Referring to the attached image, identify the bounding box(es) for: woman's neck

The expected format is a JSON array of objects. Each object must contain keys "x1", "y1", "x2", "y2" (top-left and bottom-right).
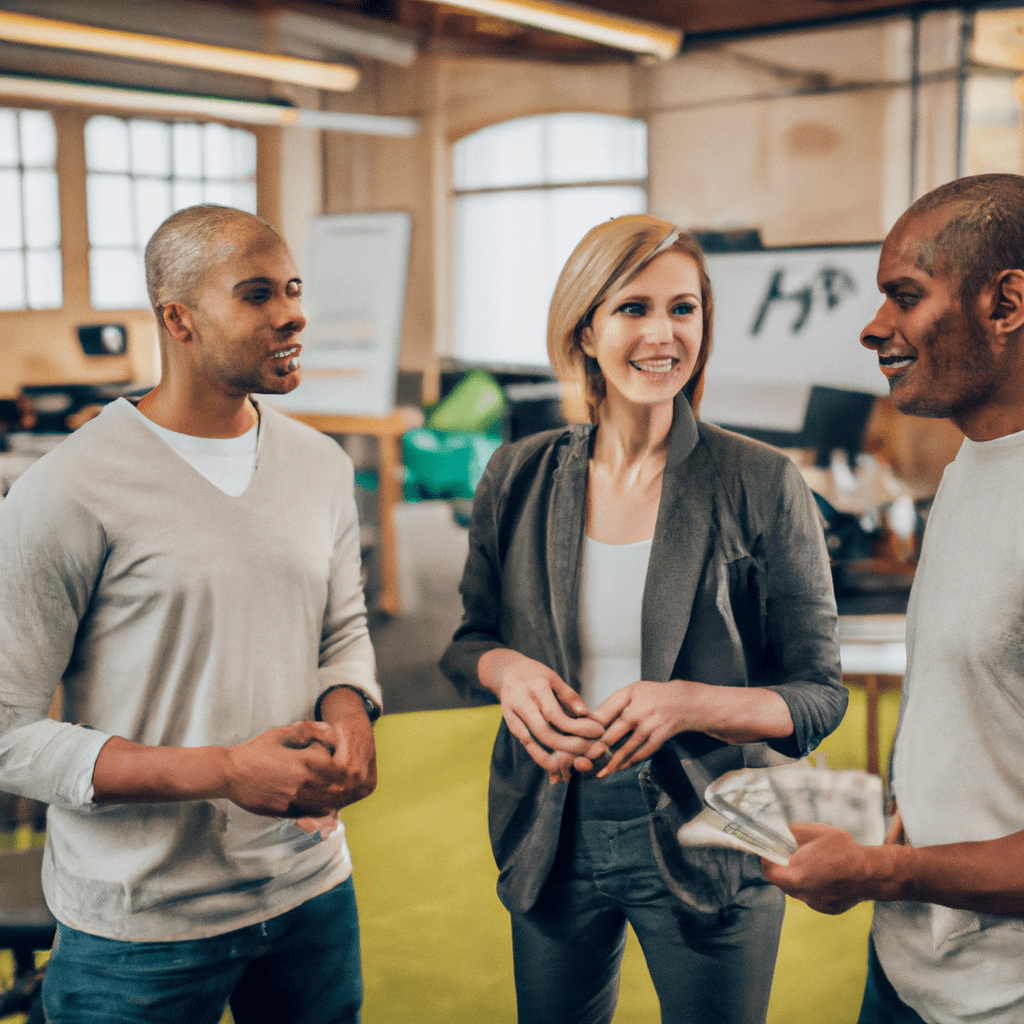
[
  {"x1": 586, "y1": 397, "x2": 674, "y2": 544},
  {"x1": 591, "y1": 398, "x2": 673, "y2": 485}
]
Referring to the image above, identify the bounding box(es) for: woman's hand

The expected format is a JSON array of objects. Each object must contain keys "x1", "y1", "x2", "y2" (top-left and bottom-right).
[
  {"x1": 478, "y1": 648, "x2": 607, "y2": 784},
  {"x1": 591, "y1": 678, "x2": 794, "y2": 777},
  {"x1": 591, "y1": 680, "x2": 694, "y2": 777}
]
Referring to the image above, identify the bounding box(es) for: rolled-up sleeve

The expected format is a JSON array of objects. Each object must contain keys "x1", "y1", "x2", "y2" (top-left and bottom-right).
[
  {"x1": 0, "y1": 477, "x2": 114, "y2": 808},
  {"x1": 758, "y1": 458, "x2": 847, "y2": 757},
  {"x1": 439, "y1": 452, "x2": 506, "y2": 703}
]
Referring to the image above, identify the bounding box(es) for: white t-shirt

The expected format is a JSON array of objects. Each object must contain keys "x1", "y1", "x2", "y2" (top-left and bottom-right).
[
  {"x1": 125, "y1": 399, "x2": 258, "y2": 496},
  {"x1": 578, "y1": 534, "x2": 652, "y2": 711},
  {"x1": 873, "y1": 427, "x2": 1024, "y2": 1023}
]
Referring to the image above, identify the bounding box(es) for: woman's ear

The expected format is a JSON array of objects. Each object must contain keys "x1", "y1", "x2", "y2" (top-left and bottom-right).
[{"x1": 579, "y1": 325, "x2": 596, "y2": 358}]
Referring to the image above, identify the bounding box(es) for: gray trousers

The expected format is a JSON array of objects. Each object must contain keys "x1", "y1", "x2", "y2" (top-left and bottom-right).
[{"x1": 509, "y1": 765, "x2": 785, "y2": 1024}]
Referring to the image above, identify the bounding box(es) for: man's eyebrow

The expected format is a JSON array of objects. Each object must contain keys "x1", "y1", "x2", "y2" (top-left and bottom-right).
[{"x1": 232, "y1": 276, "x2": 302, "y2": 291}]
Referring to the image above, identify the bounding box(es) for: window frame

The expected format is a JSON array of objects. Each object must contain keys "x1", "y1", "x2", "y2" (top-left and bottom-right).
[{"x1": 450, "y1": 111, "x2": 649, "y2": 370}]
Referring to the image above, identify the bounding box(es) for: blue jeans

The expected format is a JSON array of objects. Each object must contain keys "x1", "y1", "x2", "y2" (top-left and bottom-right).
[
  {"x1": 41, "y1": 877, "x2": 362, "y2": 1024},
  {"x1": 857, "y1": 937, "x2": 927, "y2": 1024},
  {"x1": 510, "y1": 767, "x2": 785, "y2": 1024}
]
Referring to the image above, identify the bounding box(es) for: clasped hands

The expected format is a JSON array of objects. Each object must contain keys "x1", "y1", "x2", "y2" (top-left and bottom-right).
[
  {"x1": 480, "y1": 649, "x2": 694, "y2": 785},
  {"x1": 225, "y1": 709, "x2": 377, "y2": 837}
]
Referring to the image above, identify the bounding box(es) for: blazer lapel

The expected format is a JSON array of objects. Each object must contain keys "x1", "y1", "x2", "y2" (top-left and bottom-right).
[
  {"x1": 546, "y1": 426, "x2": 591, "y2": 688},
  {"x1": 641, "y1": 395, "x2": 715, "y2": 682}
]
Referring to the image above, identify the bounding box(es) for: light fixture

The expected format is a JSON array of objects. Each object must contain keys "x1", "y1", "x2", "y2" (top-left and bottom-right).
[
  {"x1": 266, "y1": 10, "x2": 419, "y2": 68},
  {"x1": 0, "y1": 10, "x2": 360, "y2": 92},
  {"x1": 0, "y1": 76, "x2": 419, "y2": 137},
  {"x1": 431, "y1": 0, "x2": 681, "y2": 59}
]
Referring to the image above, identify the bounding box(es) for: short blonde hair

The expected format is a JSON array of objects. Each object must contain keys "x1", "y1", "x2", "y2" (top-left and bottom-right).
[{"x1": 547, "y1": 214, "x2": 714, "y2": 422}]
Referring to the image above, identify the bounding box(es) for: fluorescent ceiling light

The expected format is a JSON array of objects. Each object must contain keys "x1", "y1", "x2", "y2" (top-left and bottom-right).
[
  {"x1": 267, "y1": 10, "x2": 419, "y2": 68},
  {"x1": 0, "y1": 10, "x2": 360, "y2": 92},
  {"x1": 0, "y1": 76, "x2": 419, "y2": 136},
  {"x1": 432, "y1": 0, "x2": 681, "y2": 59}
]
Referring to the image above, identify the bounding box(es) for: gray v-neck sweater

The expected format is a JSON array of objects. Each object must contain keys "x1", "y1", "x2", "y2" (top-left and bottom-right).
[{"x1": 0, "y1": 398, "x2": 380, "y2": 940}]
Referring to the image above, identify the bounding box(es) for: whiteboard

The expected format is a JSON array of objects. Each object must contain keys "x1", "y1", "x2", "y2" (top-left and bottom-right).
[
  {"x1": 701, "y1": 244, "x2": 886, "y2": 431},
  {"x1": 269, "y1": 211, "x2": 411, "y2": 417}
]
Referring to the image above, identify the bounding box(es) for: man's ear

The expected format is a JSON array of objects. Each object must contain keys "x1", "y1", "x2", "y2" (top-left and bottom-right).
[
  {"x1": 987, "y1": 269, "x2": 1024, "y2": 338},
  {"x1": 160, "y1": 301, "x2": 194, "y2": 344}
]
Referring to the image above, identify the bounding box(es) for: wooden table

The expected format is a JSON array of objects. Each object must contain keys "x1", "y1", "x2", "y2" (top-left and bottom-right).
[
  {"x1": 287, "y1": 408, "x2": 424, "y2": 617},
  {"x1": 838, "y1": 613, "x2": 907, "y2": 776}
]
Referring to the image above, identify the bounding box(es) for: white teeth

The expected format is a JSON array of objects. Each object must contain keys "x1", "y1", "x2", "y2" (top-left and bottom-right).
[
  {"x1": 631, "y1": 358, "x2": 675, "y2": 373},
  {"x1": 272, "y1": 346, "x2": 298, "y2": 358},
  {"x1": 882, "y1": 357, "x2": 913, "y2": 369}
]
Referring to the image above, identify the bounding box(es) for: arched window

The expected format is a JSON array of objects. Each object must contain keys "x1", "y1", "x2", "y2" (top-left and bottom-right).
[{"x1": 453, "y1": 112, "x2": 647, "y2": 368}]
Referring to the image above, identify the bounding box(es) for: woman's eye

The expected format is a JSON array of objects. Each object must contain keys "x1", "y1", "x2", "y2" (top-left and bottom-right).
[
  {"x1": 617, "y1": 301, "x2": 646, "y2": 316},
  {"x1": 672, "y1": 302, "x2": 695, "y2": 316}
]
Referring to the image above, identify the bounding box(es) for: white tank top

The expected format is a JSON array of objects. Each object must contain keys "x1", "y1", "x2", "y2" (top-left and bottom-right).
[{"x1": 578, "y1": 534, "x2": 652, "y2": 711}]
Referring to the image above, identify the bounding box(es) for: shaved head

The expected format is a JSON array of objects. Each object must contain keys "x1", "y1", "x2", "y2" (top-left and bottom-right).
[
  {"x1": 900, "y1": 174, "x2": 1024, "y2": 310},
  {"x1": 144, "y1": 204, "x2": 280, "y2": 313}
]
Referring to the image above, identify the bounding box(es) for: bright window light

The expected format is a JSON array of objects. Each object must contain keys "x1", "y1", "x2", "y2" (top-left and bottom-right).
[
  {"x1": 0, "y1": 107, "x2": 62, "y2": 311},
  {"x1": 453, "y1": 113, "x2": 647, "y2": 368},
  {"x1": 85, "y1": 115, "x2": 257, "y2": 310}
]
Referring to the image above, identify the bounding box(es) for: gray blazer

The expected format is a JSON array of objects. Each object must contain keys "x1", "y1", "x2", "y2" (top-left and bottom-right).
[{"x1": 441, "y1": 393, "x2": 846, "y2": 915}]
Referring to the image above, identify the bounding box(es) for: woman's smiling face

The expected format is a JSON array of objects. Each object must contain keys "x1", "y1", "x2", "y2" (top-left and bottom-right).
[{"x1": 581, "y1": 248, "x2": 703, "y2": 414}]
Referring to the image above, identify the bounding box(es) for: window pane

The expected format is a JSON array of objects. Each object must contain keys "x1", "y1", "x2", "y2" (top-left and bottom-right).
[
  {"x1": 172, "y1": 179, "x2": 204, "y2": 210},
  {"x1": 134, "y1": 178, "x2": 172, "y2": 246},
  {"x1": 454, "y1": 117, "x2": 545, "y2": 190},
  {"x1": 0, "y1": 170, "x2": 23, "y2": 248},
  {"x1": 232, "y1": 181, "x2": 257, "y2": 213},
  {"x1": 203, "y1": 180, "x2": 235, "y2": 206},
  {"x1": 26, "y1": 249, "x2": 62, "y2": 309},
  {"x1": 87, "y1": 174, "x2": 134, "y2": 246},
  {"x1": 0, "y1": 109, "x2": 17, "y2": 167},
  {"x1": 130, "y1": 120, "x2": 171, "y2": 177},
  {"x1": 23, "y1": 170, "x2": 60, "y2": 249},
  {"x1": 231, "y1": 129, "x2": 257, "y2": 178},
  {"x1": 90, "y1": 248, "x2": 146, "y2": 310},
  {"x1": 172, "y1": 123, "x2": 203, "y2": 177},
  {"x1": 203, "y1": 122, "x2": 234, "y2": 179},
  {"x1": 85, "y1": 115, "x2": 130, "y2": 173},
  {"x1": 19, "y1": 110, "x2": 57, "y2": 168},
  {"x1": 454, "y1": 113, "x2": 647, "y2": 191},
  {"x1": 545, "y1": 114, "x2": 647, "y2": 184},
  {"x1": 454, "y1": 185, "x2": 645, "y2": 367},
  {"x1": 0, "y1": 251, "x2": 26, "y2": 310}
]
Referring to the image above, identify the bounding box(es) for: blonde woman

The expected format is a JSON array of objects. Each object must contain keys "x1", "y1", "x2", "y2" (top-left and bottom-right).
[{"x1": 441, "y1": 215, "x2": 845, "y2": 1024}]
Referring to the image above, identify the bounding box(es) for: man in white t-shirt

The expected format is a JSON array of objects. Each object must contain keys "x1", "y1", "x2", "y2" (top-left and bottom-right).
[
  {"x1": 762, "y1": 173, "x2": 1024, "y2": 1024},
  {"x1": 0, "y1": 205, "x2": 382, "y2": 1022}
]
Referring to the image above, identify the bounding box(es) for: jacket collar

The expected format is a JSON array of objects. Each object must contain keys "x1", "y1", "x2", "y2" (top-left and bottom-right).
[{"x1": 546, "y1": 392, "x2": 709, "y2": 689}]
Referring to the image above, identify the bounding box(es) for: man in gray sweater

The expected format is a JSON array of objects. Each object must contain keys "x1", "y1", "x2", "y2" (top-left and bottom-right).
[
  {"x1": 763, "y1": 174, "x2": 1024, "y2": 1023},
  {"x1": 0, "y1": 204, "x2": 382, "y2": 1022}
]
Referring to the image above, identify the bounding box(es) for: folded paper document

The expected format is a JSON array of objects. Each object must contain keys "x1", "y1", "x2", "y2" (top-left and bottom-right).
[{"x1": 677, "y1": 764, "x2": 886, "y2": 866}]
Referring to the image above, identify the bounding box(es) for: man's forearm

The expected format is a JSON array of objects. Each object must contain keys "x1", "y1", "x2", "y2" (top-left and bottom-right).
[
  {"x1": 92, "y1": 736, "x2": 231, "y2": 804},
  {"x1": 880, "y1": 832, "x2": 1024, "y2": 916}
]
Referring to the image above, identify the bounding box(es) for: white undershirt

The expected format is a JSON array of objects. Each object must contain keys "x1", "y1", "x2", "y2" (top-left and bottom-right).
[
  {"x1": 578, "y1": 534, "x2": 652, "y2": 711},
  {"x1": 122, "y1": 398, "x2": 258, "y2": 497}
]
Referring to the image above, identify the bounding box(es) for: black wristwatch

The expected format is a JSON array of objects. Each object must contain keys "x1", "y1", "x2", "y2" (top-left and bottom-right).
[{"x1": 315, "y1": 685, "x2": 381, "y2": 724}]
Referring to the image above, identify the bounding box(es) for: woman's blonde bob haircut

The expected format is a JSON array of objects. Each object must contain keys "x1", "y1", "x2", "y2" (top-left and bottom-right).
[{"x1": 547, "y1": 214, "x2": 714, "y2": 422}]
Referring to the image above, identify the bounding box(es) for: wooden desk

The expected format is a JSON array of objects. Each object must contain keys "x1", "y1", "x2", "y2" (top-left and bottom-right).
[
  {"x1": 287, "y1": 408, "x2": 424, "y2": 617},
  {"x1": 839, "y1": 613, "x2": 906, "y2": 776}
]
